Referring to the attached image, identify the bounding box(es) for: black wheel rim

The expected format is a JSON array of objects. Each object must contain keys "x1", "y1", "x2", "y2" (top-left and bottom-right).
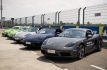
[{"x1": 79, "y1": 46, "x2": 84, "y2": 58}]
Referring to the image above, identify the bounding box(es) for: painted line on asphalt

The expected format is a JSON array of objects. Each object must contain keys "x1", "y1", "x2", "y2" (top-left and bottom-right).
[{"x1": 90, "y1": 65, "x2": 106, "y2": 70}]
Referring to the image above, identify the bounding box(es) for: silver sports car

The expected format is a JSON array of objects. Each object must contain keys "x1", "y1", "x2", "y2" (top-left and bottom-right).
[
  {"x1": 13, "y1": 27, "x2": 40, "y2": 42},
  {"x1": 41, "y1": 28, "x2": 102, "y2": 59}
]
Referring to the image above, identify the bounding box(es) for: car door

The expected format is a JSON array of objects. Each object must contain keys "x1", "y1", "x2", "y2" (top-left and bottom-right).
[{"x1": 85, "y1": 30, "x2": 95, "y2": 52}]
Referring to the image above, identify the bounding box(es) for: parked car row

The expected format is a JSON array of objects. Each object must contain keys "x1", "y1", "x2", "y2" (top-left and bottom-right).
[{"x1": 2, "y1": 26, "x2": 103, "y2": 59}]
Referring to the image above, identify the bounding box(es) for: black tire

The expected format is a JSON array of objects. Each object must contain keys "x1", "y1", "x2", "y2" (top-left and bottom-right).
[
  {"x1": 96, "y1": 40, "x2": 102, "y2": 51},
  {"x1": 77, "y1": 44, "x2": 85, "y2": 59}
]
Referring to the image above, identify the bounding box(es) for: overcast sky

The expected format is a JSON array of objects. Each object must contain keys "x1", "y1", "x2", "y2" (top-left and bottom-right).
[{"x1": 1, "y1": 0, "x2": 107, "y2": 19}]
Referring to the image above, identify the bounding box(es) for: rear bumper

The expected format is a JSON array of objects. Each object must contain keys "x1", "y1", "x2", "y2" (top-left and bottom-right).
[{"x1": 41, "y1": 49, "x2": 78, "y2": 58}]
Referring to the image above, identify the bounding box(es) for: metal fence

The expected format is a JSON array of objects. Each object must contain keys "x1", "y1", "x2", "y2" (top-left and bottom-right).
[
  {"x1": 60, "y1": 9, "x2": 78, "y2": 24},
  {"x1": 34, "y1": 15, "x2": 41, "y2": 24},
  {"x1": 84, "y1": 4, "x2": 107, "y2": 24},
  {"x1": 0, "y1": 4, "x2": 107, "y2": 28},
  {"x1": 44, "y1": 12, "x2": 55, "y2": 24}
]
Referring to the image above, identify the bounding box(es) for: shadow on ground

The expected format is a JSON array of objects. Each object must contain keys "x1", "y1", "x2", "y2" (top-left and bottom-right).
[
  {"x1": 10, "y1": 41, "x2": 23, "y2": 44},
  {"x1": 19, "y1": 46, "x2": 41, "y2": 51},
  {"x1": 37, "y1": 56, "x2": 52, "y2": 63},
  {"x1": 10, "y1": 41, "x2": 24, "y2": 46},
  {"x1": 6, "y1": 37, "x2": 13, "y2": 40},
  {"x1": 102, "y1": 41, "x2": 107, "y2": 49},
  {"x1": 37, "y1": 50, "x2": 99, "y2": 64},
  {"x1": 37, "y1": 56, "x2": 79, "y2": 64}
]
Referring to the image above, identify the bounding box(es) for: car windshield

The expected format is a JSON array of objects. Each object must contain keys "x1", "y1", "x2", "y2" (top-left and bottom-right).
[
  {"x1": 21, "y1": 27, "x2": 29, "y2": 31},
  {"x1": 12, "y1": 26, "x2": 20, "y2": 29},
  {"x1": 27, "y1": 27, "x2": 38, "y2": 32},
  {"x1": 59, "y1": 29, "x2": 85, "y2": 38},
  {"x1": 37, "y1": 28, "x2": 55, "y2": 34}
]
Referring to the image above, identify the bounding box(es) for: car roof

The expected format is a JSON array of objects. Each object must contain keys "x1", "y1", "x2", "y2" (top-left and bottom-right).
[
  {"x1": 42, "y1": 28, "x2": 59, "y2": 30},
  {"x1": 14, "y1": 26, "x2": 22, "y2": 27},
  {"x1": 66, "y1": 28, "x2": 90, "y2": 31}
]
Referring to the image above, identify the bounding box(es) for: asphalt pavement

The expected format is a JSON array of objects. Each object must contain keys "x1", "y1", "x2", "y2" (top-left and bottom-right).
[
  {"x1": 0, "y1": 29, "x2": 62, "y2": 70},
  {"x1": 0, "y1": 29, "x2": 107, "y2": 70}
]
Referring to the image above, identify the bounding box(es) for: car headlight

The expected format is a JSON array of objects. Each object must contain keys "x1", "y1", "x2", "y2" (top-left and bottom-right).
[
  {"x1": 65, "y1": 43, "x2": 75, "y2": 47},
  {"x1": 42, "y1": 39, "x2": 48, "y2": 45}
]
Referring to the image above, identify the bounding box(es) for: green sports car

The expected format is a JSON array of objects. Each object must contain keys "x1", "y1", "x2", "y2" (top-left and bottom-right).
[
  {"x1": 2, "y1": 26, "x2": 23, "y2": 37},
  {"x1": 7, "y1": 26, "x2": 30, "y2": 38}
]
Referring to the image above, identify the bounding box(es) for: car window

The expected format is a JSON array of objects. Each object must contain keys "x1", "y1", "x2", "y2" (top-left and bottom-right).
[
  {"x1": 12, "y1": 27, "x2": 20, "y2": 29},
  {"x1": 27, "y1": 27, "x2": 38, "y2": 32},
  {"x1": 86, "y1": 30, "x2": 93, "y2": 35},
  {"x1": 59, "y1": 30, "x2": 85, "y2": 38},
  {"x1": 37, "y1": 28, "x2": 55, "y2": 34},
  {"x1": 20, "y1": 27, "x2": 29, "y2": 31}
]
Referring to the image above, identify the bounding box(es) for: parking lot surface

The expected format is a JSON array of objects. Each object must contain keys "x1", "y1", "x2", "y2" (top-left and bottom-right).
[
  {"x1": 35, "y1": 41, "x2": 107, "y2": 70},
  {"x1": 0, "y1": 29, "x2": 107, "y2": 70},
  {"x1": 0, "y1": 29, "x2": 62, "y2": 70}
]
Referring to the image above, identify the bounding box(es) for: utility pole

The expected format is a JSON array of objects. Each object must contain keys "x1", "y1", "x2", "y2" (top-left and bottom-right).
[{"x1": 1, "y1": 0, "x2": 3, "y2": 28}]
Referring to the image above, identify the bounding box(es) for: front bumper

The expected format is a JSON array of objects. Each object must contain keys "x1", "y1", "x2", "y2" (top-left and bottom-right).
[
  {"x1": 24, "y1": 41, "x2": 43, "y2": 47},
  {"x1": 13, "y1": 37, "x2": 25, "y2": 42},
  {"x1": 2, "y1": 33, "x2": 7, "y2": 37},
  {"x1": 41, "y1": 49, "x2": 78, "y2": 58},
  {"x1": 8, "y1": 33, "x2": 14, "y2": 38}
]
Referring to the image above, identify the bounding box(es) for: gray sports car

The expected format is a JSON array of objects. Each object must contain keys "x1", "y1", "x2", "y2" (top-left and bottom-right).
[
  {"x1": 41, "y1": 28, "x2": 103, "y2": 59},
  {"x1": 13, "y1": 27, "x2": 40, "y2": 42}
]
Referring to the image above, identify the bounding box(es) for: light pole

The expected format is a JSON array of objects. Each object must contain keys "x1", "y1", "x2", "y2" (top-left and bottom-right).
[{"x1": 0, "y1": 0, "x2": 3, "y2": 28}]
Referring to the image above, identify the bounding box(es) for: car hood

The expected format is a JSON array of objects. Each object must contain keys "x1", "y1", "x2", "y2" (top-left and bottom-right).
[
  {"x1": 25, "y1": 34, "x2": 54, "y2": 42},
  {"x1": 4, "y1": 29, "x2": 13, "y2": 33},
  {"x1": 8, "y1": 30, "x2": 22, "y2": 36},
  {"x1": 10, "y1": 30, "x2": 19, "y2": 34},
  {"x1": 44, "y1": 37, "x2": 84, "y2": 49},
  {"x1": 15, "y1": 32, "x2": 36, "y2": 38}
]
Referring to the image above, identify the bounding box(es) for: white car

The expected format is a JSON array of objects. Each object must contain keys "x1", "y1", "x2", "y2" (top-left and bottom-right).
[{"x1": 13, "y1": 27, "x2": 40, "y2": 42}]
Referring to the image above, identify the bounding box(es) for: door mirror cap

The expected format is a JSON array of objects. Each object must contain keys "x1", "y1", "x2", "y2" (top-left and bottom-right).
[
  {"x1": 87, "y1": 34, "x2": 93, "y2": 38},
  {"x1": 55, "y1": 32, "x2": 60, "y2": 36}
]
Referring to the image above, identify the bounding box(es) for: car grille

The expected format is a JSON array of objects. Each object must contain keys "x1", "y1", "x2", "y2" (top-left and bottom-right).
[
  {"x1": 34, "y1": 43, "x2": 42, "y2": 46},
  {"x1": 60, "y1": 52, "x2": 71, "y2": 56},
  {"x1": 41, "y1": 50, "x2": 71, "y2": 57}
]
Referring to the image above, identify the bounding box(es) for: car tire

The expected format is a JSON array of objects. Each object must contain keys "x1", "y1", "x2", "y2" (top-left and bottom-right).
[
  {"x1": 77, "y1": 44, "x2": 85, "y2": 59},
  {"x1": 96, "y1": 40, "x2": 102, "y2": 51}
]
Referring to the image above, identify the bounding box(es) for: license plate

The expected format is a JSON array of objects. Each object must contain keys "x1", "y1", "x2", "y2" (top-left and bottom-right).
[
  {"x1": 21, "y1": 39, "x2": 24, "y2": 42},
  {"x1": 15, "y1": 38, "x2": 19, "y2": 40},
  {"x1": 47, "y1": 50, "x2": 55, "y2": 53},
  {"x1": 26, "y1": 42, "x2": 31, "y2": 44}
]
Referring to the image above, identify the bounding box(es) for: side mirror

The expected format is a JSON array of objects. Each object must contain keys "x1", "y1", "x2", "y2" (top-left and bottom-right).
[
  {"x1": 55, "y1": 32, "x2": 60, "y2": 36},
  {"x1": 87, "y1": 34, "x2": 93, "y2": 38}
]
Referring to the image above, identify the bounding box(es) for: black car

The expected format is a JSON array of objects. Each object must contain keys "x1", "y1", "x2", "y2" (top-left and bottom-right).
[{"x1": 41, "y1": 28, "x2": 103, "y2": 59}]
